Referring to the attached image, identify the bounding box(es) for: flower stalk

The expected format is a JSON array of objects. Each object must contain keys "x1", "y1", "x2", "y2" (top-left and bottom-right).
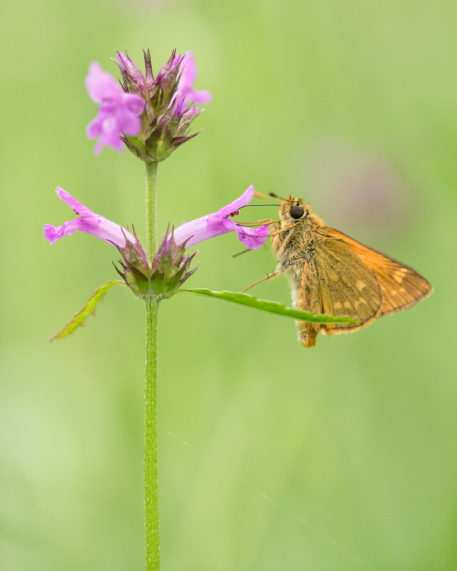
[
  {"x1": 144, "y1": 296, "x2": 159, "y2": 570},
  {"x1": 145, "y1": 161, "x2": 158, "y2": 258},
  {"x1": 144, "y1": 160, "x2": 160, "y2": 570}
]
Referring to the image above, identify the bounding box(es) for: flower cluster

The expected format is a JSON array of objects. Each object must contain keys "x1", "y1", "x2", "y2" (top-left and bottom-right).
[
  {"x1": 44, "y1": 186, "x2": 269, "y2": 297},
  {"x1": 86, "y1": 50, "x2": 211, "y2": 161}
]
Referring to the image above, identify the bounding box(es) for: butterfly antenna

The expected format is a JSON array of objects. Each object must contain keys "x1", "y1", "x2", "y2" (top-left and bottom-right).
[
  {"x1": 254, "y1": 190, "x2": 282, "y2": 201},
  {"x1": 232, "y1": 248, "x2": 251, "y2": 258},
  {"x1": 270, "y1": 192, "x2": 292, "y2": 201}
]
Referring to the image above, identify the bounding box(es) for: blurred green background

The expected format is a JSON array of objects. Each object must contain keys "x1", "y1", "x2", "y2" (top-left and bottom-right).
[{"x1": 1, "y1": 0, "x2": 457, "y2": 569}]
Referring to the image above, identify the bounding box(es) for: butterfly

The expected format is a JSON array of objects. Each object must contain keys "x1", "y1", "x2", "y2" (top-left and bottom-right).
[{"x1": 265, "y1": 195, "x2": 432, "y2": 347}]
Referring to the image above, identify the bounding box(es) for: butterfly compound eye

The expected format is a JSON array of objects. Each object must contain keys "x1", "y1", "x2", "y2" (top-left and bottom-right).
[{"x1": 290, "y1": 205, "x2": 305, "y2": 219}]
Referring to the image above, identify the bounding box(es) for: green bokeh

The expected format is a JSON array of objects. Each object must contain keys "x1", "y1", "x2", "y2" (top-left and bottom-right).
[{"x1": 1, "y1": 0, "x2": 456, "y2": 569}]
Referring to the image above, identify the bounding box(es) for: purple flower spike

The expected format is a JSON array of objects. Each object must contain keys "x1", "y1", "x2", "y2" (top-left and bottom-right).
[
  {"x1": 174, "y1": 186, "x2": 270, "y2": 250},
  {"x1": 44, "y1": 187, "x2": 135, "y2": 248},
  {"x1": 173, "y1": 52, "x2": 212, "y2": 115},
  {"x1": 85, "y1": 62, "x2": 145, "y2": 154}
]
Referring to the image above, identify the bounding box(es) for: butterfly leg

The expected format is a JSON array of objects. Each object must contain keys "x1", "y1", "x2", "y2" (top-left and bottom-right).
[{"x1": 242, "y1": 269, "x2": 280, "y2": 292}]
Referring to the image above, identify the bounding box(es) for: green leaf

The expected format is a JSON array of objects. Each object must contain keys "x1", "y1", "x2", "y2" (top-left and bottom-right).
[
  {"x1": 181, "y1": 289, "x2": 360, "y2": 325},
  {"x1": 50, "y1": 280, "x2": 126, "y2": 341}
]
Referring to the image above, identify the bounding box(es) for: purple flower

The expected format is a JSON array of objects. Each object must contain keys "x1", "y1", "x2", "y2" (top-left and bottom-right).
[
  {"x1": 174, "y1": 185, "x2": 269, "y2": 250},
  {"x1": 44, "y1": 187, "x2": 135, "y2": 248},
  {"x1": 173, "y1": 52, "x2": 212, "y2": 115},
  {"x1": 44, "y1": 186, "x2": 269, "y2": 295},
  {"x1": 85, "y1": 62, "x2": 146, "y2": 154}
]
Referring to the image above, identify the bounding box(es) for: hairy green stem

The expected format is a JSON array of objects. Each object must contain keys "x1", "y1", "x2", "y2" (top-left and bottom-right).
[
  {"x1": 144, "y1": 160, "x2": 160, "y2": 570},
  {"x1": 145, "y1": 161, "x2": 158, "y2": 258},
  {"x1": 145, "y1": 297, "x2": 159, "y2": 570}
]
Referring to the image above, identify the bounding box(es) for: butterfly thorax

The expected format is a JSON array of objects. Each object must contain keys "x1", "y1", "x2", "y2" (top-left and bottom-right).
[{"x1": 273, "y1": 210, "x2": 323, "y2": 272}]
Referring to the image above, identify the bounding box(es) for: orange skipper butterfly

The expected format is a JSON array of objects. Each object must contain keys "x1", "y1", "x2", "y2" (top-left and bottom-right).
[{"x1": 265, "y1": 196, "x2": 432, "y2": 347}]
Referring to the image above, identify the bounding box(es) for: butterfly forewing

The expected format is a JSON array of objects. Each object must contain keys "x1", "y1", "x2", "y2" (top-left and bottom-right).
[{"x1": 323, "y1": 228, "x2": 433, "y2": 316}]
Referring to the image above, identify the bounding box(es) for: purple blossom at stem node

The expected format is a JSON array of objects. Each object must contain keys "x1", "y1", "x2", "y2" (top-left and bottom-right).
[
  {"x1": 44, "y1": 186, "x2": 269, "y2": 254},
  {"x1": 43, "y1": 188, "x2": 135, "y2": 248},
  {"x1": 86, "y1": 50, "x2": 211, "y2": 161},
  {"x1": 174, "y1": 185, "x2": 270, "y2": 250},
  {"x1": 85, "y1": 62, "x2": 145, "y2": 154}
]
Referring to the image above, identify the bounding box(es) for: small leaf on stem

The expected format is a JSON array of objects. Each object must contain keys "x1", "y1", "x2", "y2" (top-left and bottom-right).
[{"x1": 50, "y1": 280, "x2": 126, "y2": 341}]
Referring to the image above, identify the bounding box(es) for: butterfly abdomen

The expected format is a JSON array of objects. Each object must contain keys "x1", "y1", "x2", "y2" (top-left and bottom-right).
[{"x1": 275, "y1": 226, "x2": 323, "y2": 347}]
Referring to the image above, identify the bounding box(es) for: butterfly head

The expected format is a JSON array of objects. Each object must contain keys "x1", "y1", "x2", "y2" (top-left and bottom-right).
[{"x1": 278, "y1": 196, "x2": 309, "y2": 225}]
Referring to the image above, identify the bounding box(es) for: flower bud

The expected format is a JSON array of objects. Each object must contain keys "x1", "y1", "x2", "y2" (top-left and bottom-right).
[
  {"x1": 115, "y1": 49, "x2": 211, "y2": 162},
  {"x1": 115, "y1": 227, "x2": 197, "y2": 299}
]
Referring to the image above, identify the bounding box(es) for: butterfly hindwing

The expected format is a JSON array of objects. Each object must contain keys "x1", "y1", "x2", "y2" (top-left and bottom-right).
[
  {"x1": 289, "y1": 235, "x2": 382, "y2": 345},
  {"x1": 311, "y1": 232, "x2": 382, "y2": 334}
]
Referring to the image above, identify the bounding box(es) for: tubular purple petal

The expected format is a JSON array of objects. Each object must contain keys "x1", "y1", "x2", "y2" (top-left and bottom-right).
[
  {"x1": 85, "y1": 62, "x2": 121, "y2": 103},
  {"x1": 56, "y1": 187, "x2": 95, "y2": 216},
  {"x1": 85, "y1": 62, "x2": 146, "y2": 154},
  {"x1": 44, "y1": 188, "x2": 134, "y2": 248},
  {"x1": 124, "y1": 94, "x2": 146, "y2": 115},
  {"x1": 116, "y1": 105, "x2": 142, "y2": 134},
  {"x1": 173, "y1": 51, "x2": 212, "y2": 116},
  {"x1": 235, "y1": 224, "x2": 270, "y2": 249},
  {"x1": 209, "y1": 185, "x2": 256, "y2": 220},
  {"x1": 174, "y1": 186, "x2": 269, "y2": 249}
]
